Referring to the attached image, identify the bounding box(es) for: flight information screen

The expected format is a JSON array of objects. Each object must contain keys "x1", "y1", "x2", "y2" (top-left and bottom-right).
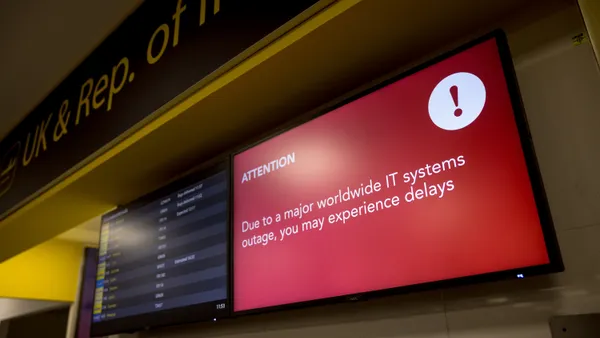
[{"x1": 92, "y1": 166, "x2": 229, "y2": 329}]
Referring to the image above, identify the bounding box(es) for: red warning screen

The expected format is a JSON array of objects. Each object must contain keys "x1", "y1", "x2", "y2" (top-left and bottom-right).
[{"x1": 233, "y1": 35, "x2": 553, "y2": 312}]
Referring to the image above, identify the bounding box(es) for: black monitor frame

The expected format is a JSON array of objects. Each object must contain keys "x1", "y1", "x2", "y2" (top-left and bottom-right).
[
  {"x1": 230, "y1": 29, "x2": 564, "y2": 316},
  {"x1": 90, "y1": 160, "x2": 231, "y2": 337},
  {"x1": 74, "y1": 247, "x2": 100, "y2": 338}
]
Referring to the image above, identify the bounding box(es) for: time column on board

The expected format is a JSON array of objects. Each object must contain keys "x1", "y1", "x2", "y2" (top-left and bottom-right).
[{"x1": 154, "y1": 194, "x2": 173, "y2": 310}]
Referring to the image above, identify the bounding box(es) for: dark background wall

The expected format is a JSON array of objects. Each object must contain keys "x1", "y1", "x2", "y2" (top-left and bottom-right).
[{"x1": 5, "y1": 307, "x2": 69, "y2": 338}]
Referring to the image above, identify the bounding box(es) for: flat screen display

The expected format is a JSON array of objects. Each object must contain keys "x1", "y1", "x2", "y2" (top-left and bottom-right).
[
  {"x1": 232, "y1": 31, "x2": 562, "y2": 313},
  {"x1": 91, "y1": 162, "x2": 229, "y2": 336},
  {"x1": 75, "y1": 248, "x2": 104, "y2": 338}
]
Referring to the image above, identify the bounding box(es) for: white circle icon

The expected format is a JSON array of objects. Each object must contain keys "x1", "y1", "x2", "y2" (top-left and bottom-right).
[{"x1": 428, "y1": 72, "x2": 486, "y2": 131}]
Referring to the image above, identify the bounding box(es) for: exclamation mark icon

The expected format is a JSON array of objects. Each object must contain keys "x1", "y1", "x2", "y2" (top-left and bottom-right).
[{"x1": 450, "y1": 85, "x2": 462, "y2": 117}]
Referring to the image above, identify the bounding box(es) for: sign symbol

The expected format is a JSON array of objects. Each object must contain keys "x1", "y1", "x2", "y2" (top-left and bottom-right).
[
  {"x1": 428, "y1": 72, "x2": 486, "y2": 131},
  {"x1": 449, "y1": 85, "x2": 462, "y2": 117},
  {"x1": 0, "y1": 142, "x2": 21, "y2": 198}
]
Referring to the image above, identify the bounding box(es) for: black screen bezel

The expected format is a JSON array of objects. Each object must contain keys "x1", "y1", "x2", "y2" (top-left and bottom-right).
[
  {"x1": 90, "y1": 160, "x2": 232, "y2": 337},
  {"x1": 230, "y1": 29, "x2": 564, "y2": 316},
  {"x1": 74, "y1": 247, "x2": 99, "y2": 338}
]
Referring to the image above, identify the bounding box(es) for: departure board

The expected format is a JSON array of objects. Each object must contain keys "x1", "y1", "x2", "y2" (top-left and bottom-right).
[{"x1": 91, "y1": 165, "x2": 229, "y2": 335}]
